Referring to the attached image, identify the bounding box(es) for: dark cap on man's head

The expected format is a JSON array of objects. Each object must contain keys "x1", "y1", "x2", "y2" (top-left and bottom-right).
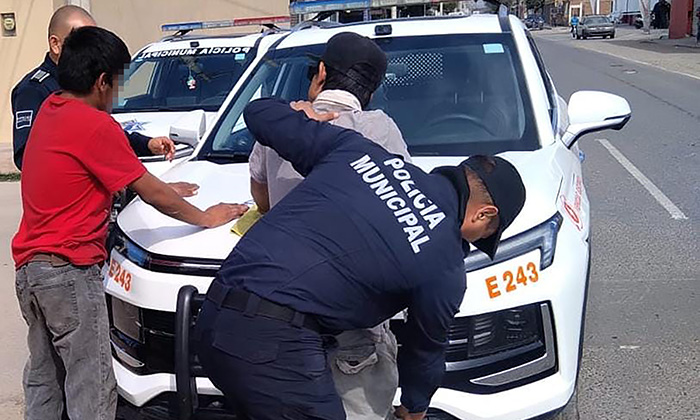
[
  {"x1": 318, "y1": 32, "x2": 387, "y2": 90},
  {"x1": 463, "y1": 156, "x2": 526, "y2": 259}
]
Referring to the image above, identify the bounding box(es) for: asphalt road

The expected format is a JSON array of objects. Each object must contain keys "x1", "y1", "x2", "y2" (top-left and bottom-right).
[
  {"x1": 0, "y1": 31, "x2": 698, "y2": 420},
  {"x1": 533, "y1": 31, "x2": 700, "y2": 419}
]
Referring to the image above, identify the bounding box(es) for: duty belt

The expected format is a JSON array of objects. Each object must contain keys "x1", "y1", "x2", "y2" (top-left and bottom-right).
[{"x1": 206, "y1": 281, "x2": 322, "y2": 334}]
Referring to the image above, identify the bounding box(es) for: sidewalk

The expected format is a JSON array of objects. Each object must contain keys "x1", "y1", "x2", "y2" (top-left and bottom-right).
[
  {"x1": 534, "y1": 26, "x2": 700, "y2": 79},
  {"x1": 0, "y1": 144, "x2": 18, "y2": 175}
]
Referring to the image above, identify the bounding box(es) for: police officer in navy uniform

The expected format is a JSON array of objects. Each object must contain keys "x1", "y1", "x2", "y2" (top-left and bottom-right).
[
  {"x1": 11, "y1": 5, "x2": 175, "y2": 170},
  {"x1": 194, "y1": 98, "x2": 527, "y2": 420}
]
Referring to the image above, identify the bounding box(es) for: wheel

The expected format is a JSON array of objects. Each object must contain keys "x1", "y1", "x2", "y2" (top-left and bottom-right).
[{"x1": 610, "y1": 32, "x2": 615, "y2": 39}]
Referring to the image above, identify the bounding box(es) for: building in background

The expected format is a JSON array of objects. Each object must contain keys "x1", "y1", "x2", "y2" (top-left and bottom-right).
[
  {"x1": 569, "y1": 0, "x2": 613, "y2": 19},
  {"x1": 0, "y1": 0, "x2": 287, "y2": 155},
  {"x1": 290, "y1": 0, "x2": 497, "y2": 24}
]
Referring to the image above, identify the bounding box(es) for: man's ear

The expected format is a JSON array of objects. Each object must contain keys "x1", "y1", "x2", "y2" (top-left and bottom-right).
[
  {"x1": 478, "y1": 205, "x2": 499, "y2": 221},
  {"x1": 96, "y1": 73, "x2": 112, "y2": 91},
  {"x1": 49, "y1": 35, "x2": 61, "y2": 57},
  {"x1": 317, "y1": 62, "x2": 327, "y2": 86}
]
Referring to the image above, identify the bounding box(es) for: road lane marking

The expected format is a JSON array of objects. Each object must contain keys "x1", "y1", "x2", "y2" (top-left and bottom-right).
[{"x1": 597, "y1": 139, "x2": 688, "y2": 220}]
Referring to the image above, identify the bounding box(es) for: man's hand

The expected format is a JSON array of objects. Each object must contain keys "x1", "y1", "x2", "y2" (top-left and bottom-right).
[
  {"x1": 202, "y1": 203, "x2": 249, "y2": 228},
  {"x1": 169, "y1": 182, "x2": 200, "y2": 198},
  {"x1": 394, "y1": 406, "x2": 426, "y2": 420},
  {"x1": 148, "y1": 136, "x2": 177, "y2": 161},
  {"x1": 290, "y1": 101, "x2": 338, "y2": 122}
]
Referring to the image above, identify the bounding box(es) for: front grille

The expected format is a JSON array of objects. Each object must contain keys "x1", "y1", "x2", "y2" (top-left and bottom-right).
[
  {"x1": 108, "y1": 296, "x2": 176, "y2": 375},
  {"x1": 109, "y1": 296, "x2": 556, "y2": 394},
  {"x1": 142, "y1": 309, "x2": 176, "y2": 335}
]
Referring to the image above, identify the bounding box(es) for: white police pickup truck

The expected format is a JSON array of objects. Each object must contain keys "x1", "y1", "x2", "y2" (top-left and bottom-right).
[
  {"x1": 106, "y1": 9, "x2": 630, "y2": 420},
  {"x1": 113, "y1": 16, "x2": 289, "y2": 176}
]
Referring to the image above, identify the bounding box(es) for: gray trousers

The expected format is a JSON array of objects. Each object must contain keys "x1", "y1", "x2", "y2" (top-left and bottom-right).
[
  {"x1": 15, "y1": 262, "x2": 116, "y2": 420},
  {"x1": 330, "y1": 322, "x2": 399, "y2": 420}
]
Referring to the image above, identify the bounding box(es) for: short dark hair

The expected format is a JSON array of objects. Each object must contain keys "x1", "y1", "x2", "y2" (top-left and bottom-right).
[
  {"x1": 58, "y1": 26, "x2": 131, "y2": 95},
  {"x1": 322, "y1": 63, "x2": 377, "y2": 109},
  {"x1": 464, "y1": 156, "x2": 496, "y2": 206}
]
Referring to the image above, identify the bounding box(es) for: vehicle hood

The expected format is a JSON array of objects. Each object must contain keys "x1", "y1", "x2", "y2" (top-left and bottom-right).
[
  {"x1": 411, "y1": 148, "x2": 564, "y2": 245},
  {"x1": 118, "y1": 161, "x2": 251, "y2": 260},
  {"x1": 117, "y1": 146, "x2": 565, "y2": 260},
  {"x1": 112, "y1": 111, "x2": 218, "y2": 139}
]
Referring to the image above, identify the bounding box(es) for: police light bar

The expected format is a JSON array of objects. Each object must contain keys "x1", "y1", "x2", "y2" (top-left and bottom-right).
[
  {"x1": 161, "y1": 16, "x2": 291, "y2": 32},
  {"x1": 290, "y1": 0, "x2": 441, "y2": 15}
]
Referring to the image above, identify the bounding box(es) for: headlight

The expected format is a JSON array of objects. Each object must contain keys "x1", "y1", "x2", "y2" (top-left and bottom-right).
[
  {"x1": 111, "y1": 226, "x2": 222, "y2": 276},
  {"x1": 464, "y1": 212, "x2": 563, "y2": 273}
]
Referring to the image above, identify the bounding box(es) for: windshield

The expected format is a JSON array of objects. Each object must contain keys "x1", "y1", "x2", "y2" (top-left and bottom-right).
[
  {"x1": 114, "y1": 46, "x2": 255, "y2": 113},
  {"x1": 584, "y1": 16, "x2": 610, "y2": 25},
  {"x1": 200, "y1": 34, "x2": 538, "y2": 160}
]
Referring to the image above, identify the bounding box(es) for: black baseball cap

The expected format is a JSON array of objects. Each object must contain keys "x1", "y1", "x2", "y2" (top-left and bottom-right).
[
  {"x1": 311, "y1": 32, "x2": 387, "y2": 91},
  {"x1": 463, "y1": 156, "x2": 526, "y2": 260}
]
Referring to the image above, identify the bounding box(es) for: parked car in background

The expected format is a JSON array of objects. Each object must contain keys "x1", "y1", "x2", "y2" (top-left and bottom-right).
[
  {"x1": 524, "y1": 14, "x2": 545, "y2": 30},
  {"x1": 575, "y1": 15, "x2": 615, "y2": 39},
  {"x1": 113, "y1": 16, "x2": 289, "y2": 176}
]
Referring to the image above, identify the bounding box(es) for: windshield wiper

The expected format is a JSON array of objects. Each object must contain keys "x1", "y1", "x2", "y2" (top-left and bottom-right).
[{"x1": 198, "y1": 152, "x2": 249, "y2": 163}]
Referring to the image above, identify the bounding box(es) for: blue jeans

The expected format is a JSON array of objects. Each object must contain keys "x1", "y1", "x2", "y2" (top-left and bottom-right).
[{"x1": 15, "y1": 262, "x2": 116, "y2": 420}]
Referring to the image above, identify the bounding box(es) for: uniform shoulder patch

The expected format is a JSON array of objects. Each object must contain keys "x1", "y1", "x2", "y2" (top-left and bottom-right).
[
  {"x1": 15, "y1": 110, "x2": 33, "y2": 129},
  {"x1": 30, "y1": 69, "x2": 50, "y2": 83}
]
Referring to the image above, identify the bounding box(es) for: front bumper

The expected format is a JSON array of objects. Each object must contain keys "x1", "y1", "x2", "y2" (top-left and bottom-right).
[
  {"x1": 116, "y1": 391, "x2": 513, "y2": 420},
  {"x1": 114, "y1": 356, "x2": 573, "y2": 420},
  {"x1": 109, "y1": 211, "x2": 589, "y2": 420},
  {"x1": 583, "y1": 29, "x2": 614, "y2": 36},
  {"x1": 113, "y1": 299, "x2": 572, "y2": 420}
]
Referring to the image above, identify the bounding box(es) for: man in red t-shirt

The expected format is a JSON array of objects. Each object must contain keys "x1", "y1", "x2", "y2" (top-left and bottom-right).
[{"x1": 12, "y1": 26, "x2": 247, "y2": 420}]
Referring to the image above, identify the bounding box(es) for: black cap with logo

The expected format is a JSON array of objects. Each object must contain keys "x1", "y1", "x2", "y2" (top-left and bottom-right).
[
  {"x1": 312, "y1": 32, "x2": 388, "y2": 91},
  {"x1": 463, "y1": 156, "x2": 526, "y2": 259}
]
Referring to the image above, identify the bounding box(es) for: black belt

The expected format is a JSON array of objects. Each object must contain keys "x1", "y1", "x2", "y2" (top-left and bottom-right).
[{"x1": 206, "y1": 281, "x2": 322, "y2": 334}]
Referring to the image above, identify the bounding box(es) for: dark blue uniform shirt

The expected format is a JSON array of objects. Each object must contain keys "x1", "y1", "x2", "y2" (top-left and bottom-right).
[
  {"x1": 216, "y1": 98, "x2": 468, "y2": 412},
  {"x1": 11, "y1": 53, "x2": 152, "y2": 170}
]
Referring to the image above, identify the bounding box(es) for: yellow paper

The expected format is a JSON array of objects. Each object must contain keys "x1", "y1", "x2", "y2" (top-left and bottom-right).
[{"x1": 231, "y1": 205, "x2": 263, "y2": 237}]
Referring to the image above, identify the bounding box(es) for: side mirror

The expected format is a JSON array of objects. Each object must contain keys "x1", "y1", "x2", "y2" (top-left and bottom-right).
[
  {"x1": 169, "y1": 110, "x2": 206, "y2": 147},
  {"x1": 562, "y1": 91, "x2": 631, "y2": 148}
]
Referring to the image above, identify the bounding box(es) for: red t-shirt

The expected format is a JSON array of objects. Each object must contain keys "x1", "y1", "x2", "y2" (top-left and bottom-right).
[{"x1": 12, "y1": 94, "x2": 146, "y2": 268}]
